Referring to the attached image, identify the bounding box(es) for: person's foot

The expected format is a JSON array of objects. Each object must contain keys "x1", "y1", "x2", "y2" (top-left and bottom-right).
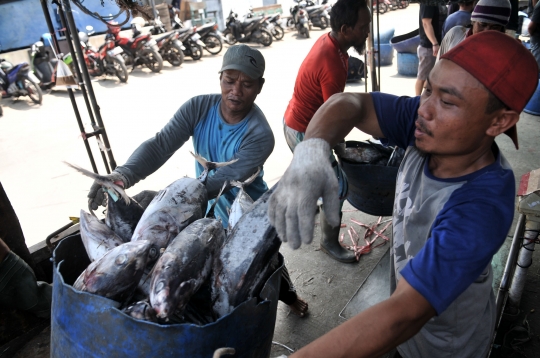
[{"x1": 288, "y1": 296, "x2": 309, "y2": 317}]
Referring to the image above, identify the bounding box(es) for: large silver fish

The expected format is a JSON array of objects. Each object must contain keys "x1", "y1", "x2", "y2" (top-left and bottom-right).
[
  {"x1": 131, "y1": 154, "x2": 236, "y2": 256},
  {"x1": 73, "y1": 240, "x2": 152, "y2": 301},
  {"x1": 105, "y1": 191, "x2": 145, "y2": 242},
  {"x1": 227, "y1": 168, "x2": 260, "y2": 232},
  {"x1": 150, "y1": 218, "x2": 226, "y2": 320},
  {"x1": 211, "y1": 187, "x2": 281, "y2": 317},
  {"x1": 79, "y1": 209, "x2": 125, "y2": 262}
]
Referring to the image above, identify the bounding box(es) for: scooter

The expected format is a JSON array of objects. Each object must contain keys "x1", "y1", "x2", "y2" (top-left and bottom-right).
[
  {"x1": 301, "y1": 0, "x2": 331, "y2": 30},
  {"x1": 0, "y1": 59, "x2": 43, "y2": 105},
  {"x1": 150, "y1": 18, "x2": 185, "y2": 66},
  {"x1": 30, "y1": 33, "x2": 77, "y2": 90},
  {"x1": 195, "y1": 22, "x2": 224, "y2": 55},
  {"x1": 290, "y1": 4, "x2": 310, "y2": 38},
  {"x1": 108, "y1": 19, "x2": 163, "y2": 73},
  {"x1": 79, "y1": 26, "x2": 129, "y2": 82},
  {"x1": 172, "y1": 17, "x2": 207, "y2": 60},
  {"x1": 246, "y1": 8, "x2": 284, "y2": 41},
  {"x1": 222, "y1": 10, "x2": 273, "y2": 46}
]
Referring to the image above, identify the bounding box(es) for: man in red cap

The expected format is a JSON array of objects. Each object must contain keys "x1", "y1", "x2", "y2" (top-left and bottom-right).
[{"x1": 269, "y1": 31, "x2": 538, "y2": 357}]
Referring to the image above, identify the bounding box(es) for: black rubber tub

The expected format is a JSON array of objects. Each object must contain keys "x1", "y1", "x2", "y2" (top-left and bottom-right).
[{"x1": 338, "y1": 141, "x2": 399, "y2": 217}]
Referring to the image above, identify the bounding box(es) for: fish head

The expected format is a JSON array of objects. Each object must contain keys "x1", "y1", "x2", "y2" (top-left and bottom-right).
[
  {"x1": 151, "y1": 279, "x2": 172, "y2": 318},
  {"x1": 124, "y1": 301, "x2": 157, "y2": 322}
]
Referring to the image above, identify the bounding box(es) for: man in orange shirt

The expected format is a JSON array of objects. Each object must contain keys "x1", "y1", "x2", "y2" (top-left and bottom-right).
[{"x1": 283, "y1": 0, "x2": 370, "y2": 263}]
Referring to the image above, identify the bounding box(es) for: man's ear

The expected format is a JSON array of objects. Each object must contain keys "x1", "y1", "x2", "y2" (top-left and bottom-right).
[
  {"x1": 340, "y1": 24, "x2": 351, "y2": 36},
  {"x1": 258, "y1": 77, "x2": 265, "y2": 94},
  {"x1": 486, "y1": 109, "x2": 520, "y2": 137}
]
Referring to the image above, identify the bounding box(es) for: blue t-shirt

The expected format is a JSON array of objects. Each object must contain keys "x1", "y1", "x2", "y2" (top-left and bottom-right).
[
  {"x1": 442, "y1": 10, "x2": 471, "y2": 38},
  {"x1": 370, "y1": 92, "x2": 515, "y2": 357},
  {"x1": 117, "y1": 94, "x2": 274, "y2": 228}
]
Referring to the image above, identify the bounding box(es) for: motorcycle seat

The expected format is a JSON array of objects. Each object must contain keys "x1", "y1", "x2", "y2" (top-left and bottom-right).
[
  {"x1": 197, "y1": 22, "x2": 215, "y2": 31},
  {"x1": 176, "y1": 27, "x2": 191, "y2": 34},
  {"x1": 242, "y1": 16, "x2": 263, "y2": 25}
]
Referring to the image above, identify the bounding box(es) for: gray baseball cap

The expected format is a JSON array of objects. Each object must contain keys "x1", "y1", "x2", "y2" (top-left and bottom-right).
[{"x1": 219, "y1": 44, "x2": 265, "y2": 79}]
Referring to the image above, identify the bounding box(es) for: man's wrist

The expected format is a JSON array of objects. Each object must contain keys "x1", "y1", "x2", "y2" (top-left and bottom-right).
[{"x1": 433, "y1": 43, "x2": 439, "y2": 47}]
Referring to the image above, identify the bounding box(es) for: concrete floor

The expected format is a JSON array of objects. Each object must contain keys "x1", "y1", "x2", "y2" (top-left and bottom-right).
[{"x1": 2, "y1": 4, "x2": 540, "y2": 357}]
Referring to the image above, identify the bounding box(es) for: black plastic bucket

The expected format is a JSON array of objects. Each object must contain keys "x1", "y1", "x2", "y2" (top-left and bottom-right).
[
  {"x1": 51, "y1": 234, "x2": 283, "y2": 358},
  {"x1": 339, "y1": 141, "x2": 398, "y2": 216},
  {"x1": 390, "y1": 29, "x2": 420, "y2": 54}
]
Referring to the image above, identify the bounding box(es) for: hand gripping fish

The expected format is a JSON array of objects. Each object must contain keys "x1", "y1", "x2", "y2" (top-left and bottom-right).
[
  {"x1": 149, "y1": 218, "x2": 226, "y2": 320},
  {"x1": 130, "y1": 153, "x2": 236, "y2": 257}
]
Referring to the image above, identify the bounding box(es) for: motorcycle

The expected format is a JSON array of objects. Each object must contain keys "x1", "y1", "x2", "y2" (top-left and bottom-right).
[
  {"x1": 289, "y1": 4, "x2": 310, "y2": 38},
  {"x1": 246, "y1": 8, "x2": 284, "y2": 41},
  {"x1": 30, "y1": 33, "x2": 78, "y2": 90},
  {"x1": 78, "y1": 26, "x2": 129, "y2": 82},
  {"x1": 373, "y1": 0, "x2": 389, "y2": 14},
  {"x1": 222, "y1": 10, "x2": 273, "y2": 47},
  {"x1": 302, "y1": 0, "x2": 331, "y2": 30},
  {"x1": 107, "y1": 20, "x2": 163, "y2": 73},
  {"x1": 172, "y1": 17, "x2": 206, "y2": 60},
  {"x1": 149, "y1": 19, "x2": 185, "y2": 66},
  {"x1": 195, "y1": 22, "x2": 224, "y2": 55},
  {"x1": 0, "y1": 59, "x2": 43, "y2": 105}
]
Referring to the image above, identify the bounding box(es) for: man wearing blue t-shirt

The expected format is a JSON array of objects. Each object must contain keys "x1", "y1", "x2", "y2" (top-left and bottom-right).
[
  {"x1": 441, "y1": 0, "x2": 475, "y2": 38},
  {"x1": 87, "y1": 44, "x2": 309, "y2": 317},
  {"x1": 269, "y1": 32, "x2": 538, "y2": 357}
]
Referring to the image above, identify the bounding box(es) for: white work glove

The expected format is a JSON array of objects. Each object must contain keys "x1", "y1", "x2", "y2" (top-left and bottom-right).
[
  {"x1": 269, "y1": 138, "x2": 340, "y2": 249},
  {"x1": 87, "y1": 170, "x2": 127, "y2": 210}
]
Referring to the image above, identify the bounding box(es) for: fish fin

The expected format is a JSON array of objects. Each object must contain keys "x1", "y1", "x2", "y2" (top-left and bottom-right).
[
  {"x1": 231, "y1": 167, "x2": 261, "y2": 189},
  {"x1": 190, "y1": 152, "x2": 239, "y2": 171},
  {"x1": 64, "y1": 162, "x2": 131, "y2": 205},
  {"x1": 206, "y1": 181, "x2": 228, "y2": 219}
]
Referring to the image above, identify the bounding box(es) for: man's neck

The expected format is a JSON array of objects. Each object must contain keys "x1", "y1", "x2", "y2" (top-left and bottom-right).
[
  {"x1": 329, "y1": 31, "x2": 350, "y2": 55},
  {"x1": 220, "y1": 102, "x2": 250, "y2": 124},
  {"x1": 427, "y1": 143, "x2": 496, "y2": 179}
]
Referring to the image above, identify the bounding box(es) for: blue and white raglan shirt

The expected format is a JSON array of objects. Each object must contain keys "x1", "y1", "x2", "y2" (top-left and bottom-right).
[
  {"x1": 116, "y1": 94, "x2": 274, "y2": 226},
  {"x1": 371, "y1": 92, "x2": 515, "y2": 358}
]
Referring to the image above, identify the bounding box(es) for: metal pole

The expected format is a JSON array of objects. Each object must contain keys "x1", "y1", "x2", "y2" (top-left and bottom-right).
[
  {"x1": 507, "y1": 218, "x2": 540, "y2": 309},
  {"x1": 55, "y1": 0, "x2": 109, "y2": 173},
  {"x1": 376, "y1": 4, "x2": 380, "y2": 92},
  {"x1": 40, "y1": 0, "x2": 98, "y2": 173},
  {"x1": 39, "y1": 0, "x2": 60, "y2": 53},
  {"x1": 61, "y1": 0, "x2": 118, "y2": 171},
  {"x1": 495, "y1": 214, "x2": 526, "y2": 326}
]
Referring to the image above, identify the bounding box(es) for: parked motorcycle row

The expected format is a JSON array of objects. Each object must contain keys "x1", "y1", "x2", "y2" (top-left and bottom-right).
[
  {"x1": 372, "y1": 0, "x2": 410, "y2": 15},
  {"x1": 0, "y1": 5, "x2": 329, "y2": 112}
]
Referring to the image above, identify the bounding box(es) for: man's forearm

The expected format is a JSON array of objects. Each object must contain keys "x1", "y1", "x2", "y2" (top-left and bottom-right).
[
  {"x1": 305, "y1": 93, "x2": 383, "y2": 147},
  {"x1": 422, "y1": 19, "x2": 438, "y2": 45},
  {"x1": 291, "y1": 279, "x2": 436, "y2": 358}
]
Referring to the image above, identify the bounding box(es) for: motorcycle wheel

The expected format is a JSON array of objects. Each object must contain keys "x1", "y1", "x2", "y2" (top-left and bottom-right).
[
  {"x1": 0, "y1": 104, "x2": 3, "y2": 117},
  {"x1": 203, "y1": 34, "x2": 223, "y2": 55},
  {"x1": 319, "y1": 16, "x2": 328, "y2": 30},
  {"x1": 287, "y1": 18, "x2": 295, "y2": 28},
  {"x1": 168, "y1": 42, "x2": 185, "y2": 66},
  {"x1": 24, "y1": 78, "x2": 43, "y2": 104},
  {"x1": 111, "y1": 57, "x2": 129, "y2": 82},
  {"x1": 259, "y1": 29, "x2": 273, "y2": 47},
  {"x1": 223, "y1": 30, "x2": 237, "y2": 45},
  {"x1": 190, "y1": 44, "x2": 203, "y2": 60},
  {"x1": 272, "y1": 25, "x2": 285, "y2": 40},
  {"x1": 143, "y1": 48, "x2": 163, "y2": 73},
  {"x1": 305, "y1": 28, "x2": 310, "y2": 38},
  {"x1": 374, "y1": 3, "x2": 388, "y2": 14}
]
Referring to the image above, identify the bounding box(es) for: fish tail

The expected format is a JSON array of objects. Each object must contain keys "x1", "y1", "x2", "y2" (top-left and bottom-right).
[
  {"x1": 64, "y1": 162, "x2": 131, "y2": 204},
  {"x1": 206, "y1": 181, "x2": 228, "y2": 219},
  {"x1": 231, "y1": 167, "x2": 261, "y2": 189},
  {"x1": 190, "y1": 152, "x2": 239, "y2": 171}
]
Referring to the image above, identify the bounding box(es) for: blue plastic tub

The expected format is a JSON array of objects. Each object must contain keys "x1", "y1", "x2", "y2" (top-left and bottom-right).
[
  {"x1": 374, "y1": 43, "x2": 394, "y2": 66},
  {"x1": 397, "y1": 52, "x2": 419, "y2": 77},
  {"x1": 390, "y1": 29, "x2": 420, "y2": 54},
  {"x1": 524, "y1": 81, "x2": 540, "y2": 116},
  {"x1": 374, "y1": 27, "x2": 395, "y2": 44},
  {"x1": 51, "y1": 234, "x2": 283, "y2": 358}
]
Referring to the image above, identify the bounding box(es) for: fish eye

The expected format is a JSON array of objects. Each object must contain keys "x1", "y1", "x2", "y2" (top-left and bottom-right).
[
  {"x1": 115, "y1": 254, "x2": 127, "y2": 265},
  {"x1": 156, "y1": 281, "x2": 165, "y2": 292}
]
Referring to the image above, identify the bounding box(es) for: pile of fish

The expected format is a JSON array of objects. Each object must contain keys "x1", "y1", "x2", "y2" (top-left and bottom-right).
[
  {"x1": 65, "y1": 155, "x2": 281, "y2": 325},
  {"x1": 334, "y1": 140, "x2": 405, "y2": 167}
]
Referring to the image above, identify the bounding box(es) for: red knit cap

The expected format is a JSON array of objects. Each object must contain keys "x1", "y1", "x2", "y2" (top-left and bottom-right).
[{"x1": 440, "y1": 31, "x2": 538, "y2": 149}]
